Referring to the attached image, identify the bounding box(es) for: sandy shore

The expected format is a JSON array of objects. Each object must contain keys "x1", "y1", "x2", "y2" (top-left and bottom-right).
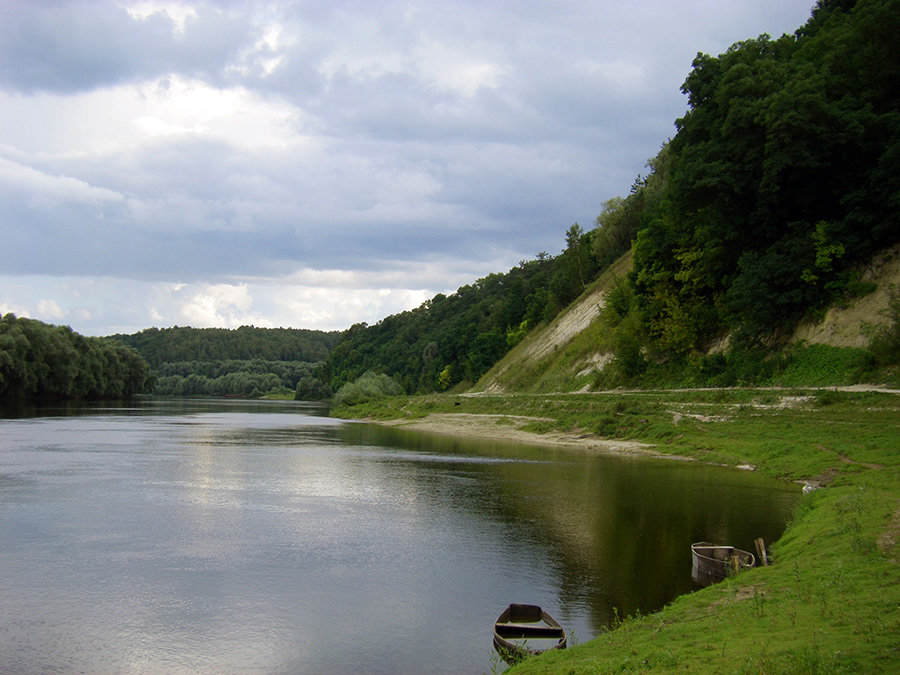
[{"x1": 374, "y1": 412, "x2": 677, "y2": 459}]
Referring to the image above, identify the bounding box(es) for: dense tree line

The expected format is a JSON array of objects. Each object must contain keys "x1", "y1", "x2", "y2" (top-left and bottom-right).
[
  {"x1": 0, "y1": 314, "x2": 151, "y2": 400},
  {"x1": 111, "y1": 327, "x2": 339, "y2": 399},
  {"x1": 113, "y1": 326, "x2": 340, "y2": 368},
  {"x1": 631, "y1": 0, "x2": 898, "y2": 350},
  {"x1": 325, "y1": 227, "x2": 607, "y2": 394},
  {"x1": 152, "y1": 359, "x2": 329, "y2": 398}
]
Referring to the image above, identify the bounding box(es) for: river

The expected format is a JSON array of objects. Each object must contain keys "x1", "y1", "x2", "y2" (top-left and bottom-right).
[{"x1": 0, "y1": 399, "x2": 798, "y2": 673}]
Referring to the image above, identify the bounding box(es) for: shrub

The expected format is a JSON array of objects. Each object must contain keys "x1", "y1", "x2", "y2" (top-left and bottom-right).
[
  {"x1": 868, "y1": 286, "x2": 900, "y2": 367},
  {"x1": 333, "y1": 371, "x2": 404, "y2": 406}
]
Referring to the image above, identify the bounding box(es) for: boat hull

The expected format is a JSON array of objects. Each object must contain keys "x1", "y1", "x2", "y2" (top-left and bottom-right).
[
  {"x1": 493, "y1": 603, "x2": 566, "y2": 664},
  {"x1": 691, "y1": 541, "x2": 755, "y2": 585}
]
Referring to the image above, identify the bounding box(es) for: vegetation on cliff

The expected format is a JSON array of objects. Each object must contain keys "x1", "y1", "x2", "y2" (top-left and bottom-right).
[
  {"x1": 607, "y1": 0, "x2": 899, "y2": 378},
  {"x1": 325, "y1": 224, "x2": 608, "y2": 395}
]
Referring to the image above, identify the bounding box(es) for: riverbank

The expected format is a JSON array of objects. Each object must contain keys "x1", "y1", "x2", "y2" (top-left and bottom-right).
[
  {"x1": 376, "y1": 412, "x2": 667, "y2": 458},
  {"x1": 333, "y1": 389, "x2": 900, "y2": 673}
]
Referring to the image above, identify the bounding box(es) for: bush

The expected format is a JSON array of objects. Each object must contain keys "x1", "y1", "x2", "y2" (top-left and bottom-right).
[
  {"x1": 333, "y1": 371, "x2": 404, "y2": 406},
  {"x1": 868, "y1": 286, "x2": 900, "y2": 367},
  {"x1": 295, "y1": 376, "x2": 332, "y2": 401}
]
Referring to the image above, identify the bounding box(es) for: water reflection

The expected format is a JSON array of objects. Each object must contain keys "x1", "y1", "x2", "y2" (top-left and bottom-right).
[
  {"x1": 338, "y1": 422, "x2": 798, "y2": 634},
  {"x1": 0, "y1": 401, "x2": 799, "y2": 674}
]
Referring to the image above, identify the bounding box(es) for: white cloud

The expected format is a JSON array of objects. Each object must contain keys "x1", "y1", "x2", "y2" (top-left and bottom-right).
[
  {"x1": 0, "y1": 273, "x2": 452, "y2": 335},
  {"x1": 180, "y1": 282, "x2": 260, "y2": 327},
  {"x1": 0, "y1": 76, "x2": 300, "y2": 156},
  {"x1": 37, "y1": 299, "x2": 65, "y2": 321},
  {"x1": 123, "y1": 1, "x2": 199, "y2": 32}
]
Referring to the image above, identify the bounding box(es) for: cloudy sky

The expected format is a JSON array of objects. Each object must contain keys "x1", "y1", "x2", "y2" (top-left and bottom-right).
[{"x1": 1, "y1": 0, "x2": 815, "y2": 336}]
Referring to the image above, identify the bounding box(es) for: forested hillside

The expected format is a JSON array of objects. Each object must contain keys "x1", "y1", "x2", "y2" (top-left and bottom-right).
[
  {"x1": 0, "y1": 314, "x2": 151, "y2": 400},
  {"x1": 328, "y1": 0, "x2": 899, "y2": 397},
  {"x1": 632, "y1": 0, "x2": 896, "y2": 341},
  {"x1": 594, "y1": 0, "x2": 899, "y2": 384},
  {"x1": 325, "y1": 219, "x2": 624, "y2": 394},
  {"x1": 113, "y1": 326, "x2": 340, "y2": 398}
]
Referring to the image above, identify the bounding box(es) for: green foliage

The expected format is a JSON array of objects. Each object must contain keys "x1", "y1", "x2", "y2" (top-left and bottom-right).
[
  {"x1": 599, "y1": 275, "x2": 634, "y2": 328},
  {"x1": 505, "y1": 320, "x2": 529, "y2": 348},
  {"x1": 628, "y1": 0, "x2": 900, "y2": 350},
  {"x1": 332, "y1": 371, "x2": 403, "y2": 407},
  {"x1": 110, "y1": 326, "x2": 338, "y2": 399},
  {"x1": 603, "y1": 312, "x2": 647, "y2": 385},
  {"x1": 0, "y1": 314, "x2": 151, "y2": 400},
  {"x1": 595, "y1": 341, "x2": 878, "y2": 390},
  {"x1": 325, "y1": 227, "x2": 607, "y2": 395},
  {"x1": 867, "y1": 285, "x2": 900, "y2": 366},
  {"x1": 112, "y1": 325, "x2": 340, "y2": 369},
  {"x1": 295, "y1": 374, "x2": 332, "y2": 401},
  {"x1": 150, "y1": 359, "x2": 331, "y2": 399},
  {"x1": 777, "y1": 343, "x2": 875, "y2": 386}
]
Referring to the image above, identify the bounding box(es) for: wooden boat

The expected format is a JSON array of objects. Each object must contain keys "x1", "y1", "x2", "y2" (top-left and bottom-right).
[
  {"x1": 691, "y1": 541, "x2": 756, "y2": 584},
  {"x1": 492, "y1": 603, "x2": 567, "y2": 663}
]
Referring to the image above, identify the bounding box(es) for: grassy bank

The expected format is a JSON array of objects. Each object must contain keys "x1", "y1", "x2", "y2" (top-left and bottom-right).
[{"x1": 333, "y1": 389, "x2": 900, "y2": 673}]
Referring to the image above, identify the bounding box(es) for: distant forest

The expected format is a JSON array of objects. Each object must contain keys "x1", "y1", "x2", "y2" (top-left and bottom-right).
[
  {"x1": 0, "y1": 314, "x2": 151, "y2": 400},
  {"x1": 114, "y1": 326, "x2": 340, "y2": 367},
  {"x1": 326, "y1": 0, "x2": 899, "y2": 394},
  {"x1": 112, "y1": 326, "x2": 340, "y2": 399}
]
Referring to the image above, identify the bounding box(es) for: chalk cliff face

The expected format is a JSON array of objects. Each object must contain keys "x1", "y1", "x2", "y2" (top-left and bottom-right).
[
  {"x1": 475, "y1": 244, "x2": 900, "y2": 394},
  {"x1": 792, "y1": 243, "x2": 900, "y2": 349},
  {"x1": 473, "y1": 252, "x2": 630, "y2": 394}
]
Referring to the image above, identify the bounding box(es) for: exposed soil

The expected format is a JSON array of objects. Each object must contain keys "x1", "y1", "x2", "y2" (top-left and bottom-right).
[
  {"x1": 378, "y1": 412, "x2": 671, "y2": 458},
  {"x1": 793, "y1": 243, "x2": 900, "y2": 348}
]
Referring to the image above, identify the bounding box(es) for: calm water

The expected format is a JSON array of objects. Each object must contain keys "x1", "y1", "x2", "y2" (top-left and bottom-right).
[{"x1": 0, "y1": 399, "x2": 799, "y2": 674}]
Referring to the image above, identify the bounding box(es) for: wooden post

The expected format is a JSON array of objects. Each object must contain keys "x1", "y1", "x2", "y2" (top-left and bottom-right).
[{"x1": 754, "y1": 538, "x2": 769, "y2": 566}]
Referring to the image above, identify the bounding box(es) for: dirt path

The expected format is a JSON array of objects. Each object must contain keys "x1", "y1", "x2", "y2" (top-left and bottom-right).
[{"x1": 466, "y1": 384, "x2": 900, "y2": 396}]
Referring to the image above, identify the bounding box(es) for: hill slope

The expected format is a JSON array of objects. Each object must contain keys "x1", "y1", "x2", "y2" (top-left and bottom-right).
[
  {"x1": 474, "y1": 252, "x2": 631, "y2": 393},
  {"x1": 793, "y1": 243, "x2": 900, "y2": 348},
  {"x1": 476, "y1": 243, "x2": 899, "y2": 393}
]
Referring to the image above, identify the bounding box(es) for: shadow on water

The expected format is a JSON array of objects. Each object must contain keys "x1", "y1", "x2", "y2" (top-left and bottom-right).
[
  {"x1": 339, "y1": 421, "x2": 799, "y2": 634},
  {"x1": 0, "y1": 397, "x2": 331, "y2": 420}
]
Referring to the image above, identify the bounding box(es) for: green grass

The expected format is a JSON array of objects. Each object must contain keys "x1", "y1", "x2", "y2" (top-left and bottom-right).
[
  {"x1": 333, "y1": 389, "x2": 900, "y2": 673},
  {"x1": 773, "y1": 344, "x2": 877, "y2": 387}
]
